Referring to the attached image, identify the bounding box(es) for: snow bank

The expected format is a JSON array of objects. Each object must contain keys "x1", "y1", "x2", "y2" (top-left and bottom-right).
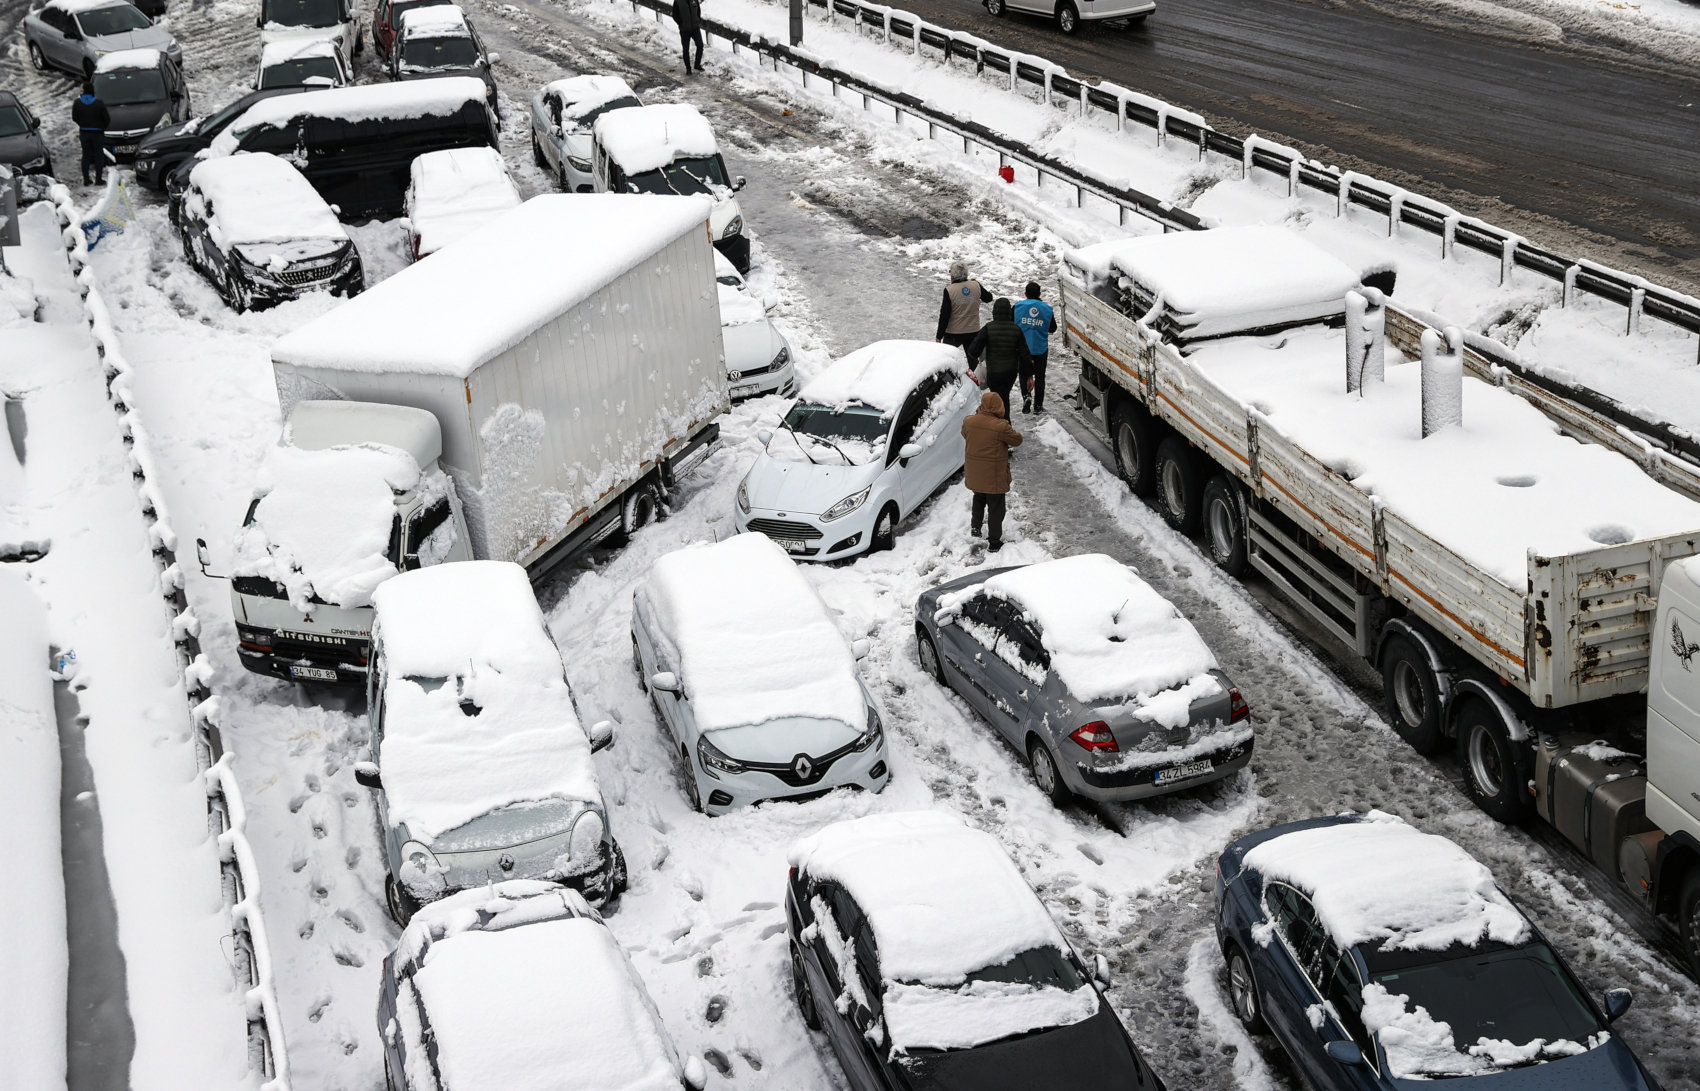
[
  {"x1": 397, "y1": 2, "x2": 470, "y2": 37},
  {"x1": 94, "y1": 47, "x2": 161, "y2": 72},
  {"x1": 188, "y1": 152, "x2": 346, "y2": 250},
  {"x1": 271, "y1": 194, "x2": 712, "y2": 377},
  {"x1": 406, "y1": 146, "x2": 521, "y2": 258},
  {"x1": 801, "y1": 339, "x2": 961, "y2": 414},
  {"x1": 594, "y1": 103, "x2": 719, "y2": 175},
  {"x1": 1242, "y1": 812, "x2": 1530, "y2": 952},
  {"x1": 211, "y1": 76, "x2": 490, "y2": 154},
  {"x1": 635, "y1": 533, "x2": 866, "y2": 733}
]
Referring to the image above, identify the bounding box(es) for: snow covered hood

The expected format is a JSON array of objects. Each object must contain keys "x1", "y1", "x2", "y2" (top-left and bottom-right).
[
  {"x1": 397, "y1": 2, "x2": 469, "y2": 36},
  {"x1": 635, "y1": 533, "x2": 866, "y2": 734},
  {"x1": 1241, "y1": 811, "x2": 1531, "y2": 952},
  {"x1": 406, "y1": 146, "x2": 521, "y2": 257},
  {"x1": 271, "y1": 194, "x2": 712, "y2": 377},
  {"x1": 547, "y1": 74, "x2": 634, "y2": 113},
  {"x1": 801, "y1": 340, "x2": 961, "y2": 415},
  {"x1": 259, "y1": 37, "x2": 338, "y2": 66},
  {"x1": 94, "y1": 48, "x2": 160, "y2": 73},
  {"x1": 716, "y1": 283, "x2": 766, "y2": 327},
  {"x1": 594, "y1": 103, "x2": 718, "y2": 174},
  {"x1": 372, "y1": 562, "x2": 600, "y2": 844},
  {"x1": 1065, "y1": 225, "x2": 1362, "y2": 340},
  {"x1": 188, "y1": 153, "x2": 346, "y2": 249},
  {"x1": 211, "y1": 77, "x2": 488, "y2": 155}
]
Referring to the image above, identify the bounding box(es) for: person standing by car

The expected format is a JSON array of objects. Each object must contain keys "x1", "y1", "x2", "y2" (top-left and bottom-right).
[
  {"x1": 962, "y1": 390, "x2": 1022, "y2": 552},
  {"x1": 677, "y1": 0, "x2": 705, "y2": 74},
  {"x1": 1014, "y1": 280, "x2": 1056, "y2": 414},
  {"x1": 72, "y1": 80, "x2": 110, "y2": 185},
  {"x1": 967, "y1": 297, "x2": 1034, "y2": 413},
  {"x1": 935, "y1": 261, "x2": 990, "y2": 365}
]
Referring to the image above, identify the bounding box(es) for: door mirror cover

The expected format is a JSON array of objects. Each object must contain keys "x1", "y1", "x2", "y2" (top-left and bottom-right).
[
  {"x1": 850, "y1": 638, "x2": 871, "y2": 661},
  {"x1": 1324, "y1": 1040, "x2": 1366, "y2": 1067},
  {"x1": 1093, "y1": 953, "x2": 1111, "y2": 988},
  {"x1": 756, "y1": 428, "x2": 773, "y2": 448},
  {"x1": 1603, "y1": 987, "x2": 1634, "y2": 1023},
  {"x1": 733, "y1": 175, "x2": 746, "y2": 191},
  {"x1": 587, "y1": 719, "x2": 614, "y2": 752},
  {"x1": 353, "y1": 761, "x2": 382, "y2": 789},
  {"x1": 898, "y1": 442, "x2": 923, "y2": 460},
  {"x1": 650, "y1": 671, "x2": 680, "y2": 693}
]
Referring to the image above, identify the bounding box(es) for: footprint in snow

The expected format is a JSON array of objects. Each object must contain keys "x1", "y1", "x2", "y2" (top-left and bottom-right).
[{"x1": 337, "y1": 909, "x2": 365, "y2": 934}]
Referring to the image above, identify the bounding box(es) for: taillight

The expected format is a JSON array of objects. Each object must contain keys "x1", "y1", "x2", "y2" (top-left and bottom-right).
[
  {"x1": 1229, "y1": 687, "x2": 1249, "y2": 723},
  {"x1": 1068, "y1": 721, "x2": 1118, "y2": 752}
]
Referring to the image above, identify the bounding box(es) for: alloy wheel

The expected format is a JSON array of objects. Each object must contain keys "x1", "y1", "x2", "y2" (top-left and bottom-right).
[{"x1": 1391, "y1": 659, "x2": 1427, "y2": 729}]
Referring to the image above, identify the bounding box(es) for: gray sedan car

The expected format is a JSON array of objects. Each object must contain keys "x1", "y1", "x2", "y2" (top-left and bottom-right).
[
  {"x1": 914, "y1": 553, "x2": 1253, "y2": 805},
  {"x1": 0, "y1": 92, "x2": 53, "y2": 176},
  {"x1": 24, "y1": 0, "x2": 181, "y2": 79}
]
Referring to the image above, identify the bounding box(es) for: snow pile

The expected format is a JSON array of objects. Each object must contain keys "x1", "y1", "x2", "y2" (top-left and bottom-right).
[
  {"x1": 412, "y1": 915, "x2": 685, "y2": 1091},
  {"x1": 1361, "y1": 983, "x2": 1595, "y2": 1079},
  {"x1": 406, "y1": 146, "x2": 521, "y2": 258},
  {"x1": 634, "y1": 533, "x2": 866, "y2": 733},
  {"x1": 1242, "y1": 812, "x2": 1530, "y2": 951},
  {"x1": 801, "y1": 339, "x2": 962, "y2": 414},
  {"x1": 211, "y1": 77, "x2": 490, "y2": 155},
  {"x1": 717, "y1": 282, "x2": 767, "y2": 327},
  {"x1": 271, "y1": 194, "x2": 712, "y2": 377},
  {"x1": 372, "y1": 561, "x2": 600, "y2": 844},
  {"x1": 230, "y1": 442, "x2": 422, "y2": 610},
  {"x1": 397, "y1": 2, "x2": 470, "y2": 37},
  {"x1": 93, "y1": 48, "x2": 160, "y2": 73},
  {"x1": 594, "y1": 103, "x2": 720, "y2": 175},
  {"x1": 187, "y1": 152, "x2": 346, "y2": 250}
]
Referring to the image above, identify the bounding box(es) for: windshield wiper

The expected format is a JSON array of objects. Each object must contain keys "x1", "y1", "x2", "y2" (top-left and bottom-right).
[{"x1": 779, "y1": 419, "x2": 819, "y2": 466}]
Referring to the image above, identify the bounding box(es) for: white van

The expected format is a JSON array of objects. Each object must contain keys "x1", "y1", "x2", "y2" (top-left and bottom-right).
[{"x1": 984, "y1": 0, "x2": 1152, "y2": 34}]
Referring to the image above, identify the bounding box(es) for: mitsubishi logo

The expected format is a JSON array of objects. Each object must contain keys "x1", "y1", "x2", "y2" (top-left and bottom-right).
[
  {"x1": 793, "y1": 755, "x2": 813, "y2": 781},
  {"x1": 497, "y1": 853, "x2": 515, "y2": 872}
]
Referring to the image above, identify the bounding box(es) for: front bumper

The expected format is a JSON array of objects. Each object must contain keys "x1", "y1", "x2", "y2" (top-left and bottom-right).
[
  {"x1": 736, "y1": 500, "x2": 875, "y2": 562},
  {"x1": 104, "y1": 130, "x2": 152, "y2": 162},
  {"x1": 714, "y1": 232, "x2": 752, "y2": 274},
  {"x1": 237, "y1": 645, "x2": 368, "y2": 687},
  {"x1": 727, "y1": 356, "x2": 796, "y2": 401},
  {"x1": 1065, "y1": 737, "x2": 1253, "y2": 802},
  {"x1": 241, "y1": 259, "x2": 364, "y2": 310},
  {"x1": 694, "y1": 739, "x2": 889, "y2": 816}
]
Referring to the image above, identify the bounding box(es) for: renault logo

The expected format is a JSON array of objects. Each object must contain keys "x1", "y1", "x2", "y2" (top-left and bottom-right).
[
  {"x1": 498, "y1": 853, "x2": 515, "y2": 872},
  {"x1": 793, "y1": 755, "x2": 813, "y2": 781}
]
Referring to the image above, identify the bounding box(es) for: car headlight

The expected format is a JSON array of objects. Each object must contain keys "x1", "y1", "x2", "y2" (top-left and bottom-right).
[
  {"x1": 567, "y1": 154, "x2": 591, "y2": 171},
  {"x1": 852, "y1": 706, "x2": 884, "y2": 752},
  {"x1": 697, "y1": 734, "x2": 746, "y2": 778},
  {"x1": 736, "y1": 478, "x2": 750, "y2": 514},
  {"x1": 770, "y1": 345, "x2": 790, "y2": 370},
  {"x1": 721, "y1": 214, "x2": 743, "y2": 239},
  {"x1": 821, "y1": 486, "x2": 870, "y2": 522},
  {"x1": 568, "y1": 809, "x2": 605, "y2": 866},
  {"x1": 401, "y1": 840, "x2": 439, "y2": 872}
]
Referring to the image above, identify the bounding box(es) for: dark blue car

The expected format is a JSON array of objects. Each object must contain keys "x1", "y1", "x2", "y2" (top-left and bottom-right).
[{"x1": 1213, "y1": 813, "x2": 1661, "y2": 1090}]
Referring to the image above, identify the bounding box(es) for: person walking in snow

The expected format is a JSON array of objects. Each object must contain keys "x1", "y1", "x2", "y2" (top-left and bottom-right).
[
  {"x1": 72, "y1": 80, "x2": 110, "y2": 186},
  {"x1": 1013, "y1": 281, "x2": 1056, "y2": 414},
  {"x1": 935, "y1": 261, "x2": 990, "y2": 366},
  {"x1": 967, "y1": 297, "x2": 1034, "y2": 415},
  {"x1": 676, "y1": 0, "x2": 705, "y2": 74},
  {"x1": 962, "y1": 390, "x2": 1022, "y2": 552}
]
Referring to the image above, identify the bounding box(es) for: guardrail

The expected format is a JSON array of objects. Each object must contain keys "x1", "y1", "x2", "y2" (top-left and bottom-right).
[{"x1": 48, "y1": 184, "x2": 290, "y2": 1091}]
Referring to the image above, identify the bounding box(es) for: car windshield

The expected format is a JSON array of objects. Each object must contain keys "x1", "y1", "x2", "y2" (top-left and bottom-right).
[
  {"x1": 401, "y1": 34, "x2": 479, "y2": 69},
  {"x1": 75, "y1": 4, "x2": 152, "y2": 35},
  {"x1": 1368, "y1": 943, "x2": 1603, "y2": 1067},
  {"x1": 783, "y1": 402, "x2": 888, "y2": 444},
  {"x1": 0, "y1": 105, "x2": 29, "y2": 138},
  {"x1": 93, "y1": 68, "x2": 165, "y2": 106},
  {"x1": 955, "y1": 946, "x2": 1087, "y2": 992},
  {"x1": 426, "y1": 798, "x2": 582, "y2": 854},
  {"x1": 624, "y1": 155, "x2": 727, "y2": 197},
  {"x1": 261, "y1": 0, "x2": 341, "y2": 28},
  {"x1": 566, "y1": 93, "x2": 639, "y2": 129},
  {"x1": 260, "y1": 56, "x2": 342, "y2": 88}
]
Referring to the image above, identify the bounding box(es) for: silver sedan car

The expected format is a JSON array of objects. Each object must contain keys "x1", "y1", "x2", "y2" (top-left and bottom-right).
[
  {"x1": 24, "y1": 0, "x2": 180, "y2": 79},
  {"x1": 913, "y1": 553, "x2": 1253, "y2": 805}
]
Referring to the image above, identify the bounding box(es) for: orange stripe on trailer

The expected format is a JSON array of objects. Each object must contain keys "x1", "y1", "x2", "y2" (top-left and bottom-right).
[
  {"x1": 1067, "y1": 323, "x2": 1145, "y2": 385},
  {"x1": 1387, "y1": 567, "x2": 1526, "y2": 669},
  {"x1": 1259, "y1": 473, "x2": 1375, "y2": 563},
  {"x1": 1157, "y1": 392, "x2": 1249, "y2": 467}
]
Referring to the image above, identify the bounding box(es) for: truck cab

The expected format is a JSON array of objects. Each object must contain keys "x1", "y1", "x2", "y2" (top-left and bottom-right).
[{"x1": 227, "y1": 401, "x2": 472, "y2": 685}]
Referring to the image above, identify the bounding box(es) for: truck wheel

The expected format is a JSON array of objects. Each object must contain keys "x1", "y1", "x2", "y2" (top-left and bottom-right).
[
  {"x1": 1155, "y1": 437, "x2": 1205, "y2": 535},
  {"x1": 620, "y1": 483, "x2": 660, "y2": 538},
  {"x1": 1109, "y1": 403, "x2": 1157, "y2": 496},
  {"x1": 1455, "y1": 699, "x2": 1531, "y2": 824},
  {"x1": 871, "y1": 503, "x2": 899, "y2": 552},
  {"x1": 1057, "y1": 0, "x2": 1080, "y2": 33},
  {"x1": 1679, "y1": 871, "x2": 1700, "y2": 979},
  {"x1": 1202, "y1": 475, "x2": 1249, "y2": 577},
  {"x1": 1379, "y1": 635, "x2": 1445, "y2": 755}
]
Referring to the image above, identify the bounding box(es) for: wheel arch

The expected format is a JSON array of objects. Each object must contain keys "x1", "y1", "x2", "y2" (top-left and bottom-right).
[
  {"x1": 1375, "y1": 618, "x2": 1458, "y2": 717},
  {"x1": 1654, "y1": 831, "x2": 1700, "y2": 918}
]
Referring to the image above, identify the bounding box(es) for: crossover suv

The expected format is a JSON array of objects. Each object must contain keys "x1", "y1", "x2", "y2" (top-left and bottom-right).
[
  {"x1": 24, "y1": 0, "x2": 180, "y2": 78},
  {"x1": 530, "y1": 73, "x2": 640, "y2": 193},
  {"x1": 255, "y1": 37, "x2": 351, "y2": 89}
]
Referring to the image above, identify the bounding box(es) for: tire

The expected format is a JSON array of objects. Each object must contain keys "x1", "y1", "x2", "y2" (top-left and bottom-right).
[
  {"x1": 791, "y1": 942, "x2": 822, "y2": 1030},
  {"x1": 532, "y1": 134, "x2": 547, "y2": 168},
  {"x1": 607, "y1": 839, "x2": 629, "y2": 895},
  {"x1": 986, "y1": 0, "x2": 1005, "y2": 13},
  {"x1": 1109, "y1": 402, "x2": 1158, "y2": 496},
  {"x1": 633, "y1": 634, "x2": 648, "y2": 692},
  {"x1": 1028, "y1": 737, "x2": 1070, "y2": 806},
  {"x1": 1455, "y1": 699, "x2": 1531, "y2": 823},
  {"x1": 385, "y1": 874, "x2": 419, "y2": 927},
  {"x1": 1224, "y1": 945, "x2": 1267, "y2": 1034},
  {"x1": 1202, "y1": 475, "x2": 1249, "y2": 577},
  {"x1": 871, "y1": 503, "x2": 899, "y2": 552},
  {"x1": 620, "y1": 483, "x2": 661, "y2": 538},
  {"x1": 1057, "y1": 0, "x2": 1080, "y2": 33},
  {"x1": 354, "y1": 25, "x2": 366, "y2": 55},
  {"x1": 681, "y1": 745, "x2": 704, "y2": 812},
  {"x1": 916, "y1": 626, "x2": 946, "y2": 684},
  {"x1": 1678, "y1": 871, "x2": 1700, "y2": 981},
  {"x1": 1155, "y1": 437, "x2": 1206, "y2": 535},
  {"x1": 28, "y1": 41, "x2": 47, "y2": 71},
  {"x1": 82, "y1": 57, "x2": 95, "y2": 78},
  {"x1": 1379, "y1": 634, "x2": 1445, "y2": 755}
]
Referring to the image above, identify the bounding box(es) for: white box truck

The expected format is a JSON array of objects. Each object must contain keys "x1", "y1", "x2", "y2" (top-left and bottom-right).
[
  {"x1": 207, "y1": 193, "x2": 728, "y2": 686},
  {"x1": 1061, "y1": 225, "x2": 1700, "y2": 974}
]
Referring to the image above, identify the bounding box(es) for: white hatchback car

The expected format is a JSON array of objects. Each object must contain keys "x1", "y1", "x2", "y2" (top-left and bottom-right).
[
  {"x1": 630, "y1": 533, "x2": 890, "y2": 815},
  {"x1": 530, "y1": 73, "x2": 641, "y2": 193},
  {"x1": 735, "y1": 340, "x2": 974, "y2": 560},
  {"x1": 715, "y1": 252, "x2": 793, "y2": 400}
]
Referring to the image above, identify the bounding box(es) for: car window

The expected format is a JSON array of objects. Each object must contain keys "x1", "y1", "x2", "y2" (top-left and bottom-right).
[
  {"x1": 1323, "y1": 946, "x2": 1373, "y2": 1054},
  {"x1": 852, "y1": 922, "x2": 883, "y2": 1017},
  {"x1": 42, "y1": 7, "x2": 68, "y2": 31},
  {"x1": 78, "y1": 4, "x2": 153, "y2": 35},
  {"x1": 1267, "y1": 883, "x2": 1328, "y2": 984}
]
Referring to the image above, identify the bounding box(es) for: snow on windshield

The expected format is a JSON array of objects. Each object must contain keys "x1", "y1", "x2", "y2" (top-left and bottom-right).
[
  {"x1": 1361, "y1": 981, "x2": 1605, "y2": 1079},
  {"x1": 767, "y1": 402, "x2": 887, "y2": 466}
]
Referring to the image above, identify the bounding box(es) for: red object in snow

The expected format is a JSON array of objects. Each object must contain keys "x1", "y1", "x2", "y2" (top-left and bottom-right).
[{"x1": 998, "y1": 165, "x2": 1015, "y2": 184}]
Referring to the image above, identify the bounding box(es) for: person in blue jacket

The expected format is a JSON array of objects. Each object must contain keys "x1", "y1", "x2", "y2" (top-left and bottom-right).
[
  {"x1": 1013, "y1": 281, "x2": 1056, "y2": 413},
  {"x1": 72, "y1": 81, "x2": 111, "y2": 186}
]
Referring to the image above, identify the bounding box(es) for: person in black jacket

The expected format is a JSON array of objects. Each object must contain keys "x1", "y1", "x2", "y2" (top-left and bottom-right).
[
  {"x1": 676, "y1": 0, "x2": 705, "y2": 74},
  {"x1": 967, "y1": 298, "x2": 1034, "y2": 413},
  {"x1": 72, "y1": 81, "x2": 111, "y2": 185}
]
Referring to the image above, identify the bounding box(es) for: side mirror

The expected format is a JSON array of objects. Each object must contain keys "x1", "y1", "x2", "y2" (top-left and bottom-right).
[
  {"x1": 485, "y1": 50, "x2": 499, "y2": 63},
  {"x1": 1603, "y1": 988, "x2": 1634, "y2": 1023},
  {"x1": 1093, "y1": 954, "x2": 1111, "y2": 989},
  {"x1": 851, "y1": 638, "x2": 870, "y2": 661},
  {"x1": 898, "y1": 442, "x2": 922, "y2": 461},
  {"x1": 195, "y1": 536, "x2": 212, "y2": 573},
  {"x1": 757, "y1": 428, "x2": 773, "y2": 448},
  {"x1": 254, "y1": 13, "x2": 264, "y2": 26},
  {"x1": 66, "y1": 24, "x2": 82, "y2": 38},
  {"x1": 1324, "y1": 1040, "x2": 1365, "y2": 1067},
  {"x1": 682, "y1": 1056, "x2": 708, "y2": 1091},
  {"x1": 650, "y1": 671, "x2": 680, "y2": 693},
  {"x1": 353, "y1": 761, "x2": 382, "y2": 790},
  {"x1": 588, "y1": 719, "x2": 614, "y2": 753},
  {"x1": 733, "y1": 175, "x2": 746, "y2": 192},
  {"x1": 30, "y1": 116, "x2": 42, "y2": 131}
]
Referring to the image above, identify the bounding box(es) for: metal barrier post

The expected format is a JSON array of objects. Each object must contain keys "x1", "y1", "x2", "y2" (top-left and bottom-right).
[{"x1": 790, "y1": 0, "x2": 803, "y2": 44}]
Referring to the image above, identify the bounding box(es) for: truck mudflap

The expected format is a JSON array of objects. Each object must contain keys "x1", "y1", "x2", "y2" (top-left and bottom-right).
[{"x1": 1534, "y1": 734, "x2": 1657, "y2": 878}]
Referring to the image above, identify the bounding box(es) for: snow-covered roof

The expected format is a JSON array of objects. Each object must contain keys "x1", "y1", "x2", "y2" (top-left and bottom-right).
[
  {"x1": 188, "y1": 153, "x2": 346, "y2": 249},
  {"x1": 1066, "y1": 226, "x2": 1362, "y2": 340},
  {"x1": 593, "y1": 103, "x2": 718, "y2": 175},
  {"x1": 285, "y1": 401, "x2": 441, "y2": 469},
  {"x1": 259, "y1": 37, "x2": 339, "y2": 66},
  {"x1": 46, "y1": 0, "x2": 135, "y2": 14},
  {"x1": 1241, "y1": 812, "x2": 1532, "y2": 952},
  {"x1": 967, "y1": 554, "x2": 1218, "y2": 712},
  {"x1": 272, "y1": 194, "x2": 712, "y2": 378},
  {"x1": 372, "y1": 561, "x2": 600, "y2": 844},
  {"x1": 211, "y1": 77, "x2": 489, "y2": 155},
  {"x1": 397, "y1": 3, "x2": 469, "y2": 37},
  {"x1": 406, "y1": 146, "x2": 521, "y2": 257},
  {"x1": 716, "y1": 283, "x2": 766, "y2": 327},
  {"x1": 94, "y1": 48, "x2": 160, "y2": 72},
  {"x1": 411, "y1": 914, "x2": 684, "y2": 1091},
  {"x1": 799, "y1": 340, "x2": 961, "y2": 415},
  {"x1": 545, "y1": 74, "x2": 635, "y2": 113},
  {"x1": 636, "y1": 533, "x2": 866, "y2": 734}
]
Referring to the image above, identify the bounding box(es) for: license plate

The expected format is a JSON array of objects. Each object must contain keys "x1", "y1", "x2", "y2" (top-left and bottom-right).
[
  {"x1": 730, "y1": 382, "x2": 761, "y2": 398},
  {"x1": 1154, "y1": 758, "x2": 1213, "y2": 784},
  {"x1": 772, "y1": 538, "x2": 808, "y2": 553},
  {"x1": 115, "y1": 144, "x2": 137, "y2": 154},
  {"x1": 288, "y1": 666, "x2": 338, "y2": 681}
]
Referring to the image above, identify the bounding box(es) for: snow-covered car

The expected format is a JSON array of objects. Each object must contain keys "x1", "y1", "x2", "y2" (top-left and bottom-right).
[
  {"x1": 786, "y1": 810, "x2": 1168, "y2": 1089},
  {"x1": 388, "y1": 5, "x2": 498, "y2": 115},
  {"x1": 1215, "y1": 812, "x2": 1659, "y2": 1089},
  {"x1": 630, "y1": 533, "x2": 890, "y2": 815},
  {"x1": 24, "y1": 0, "x2": 180, "y2": 80},
  {"x1": 255, "y1": 37, "x2": 350, "y2": 90},
  {"x1": 0, "y1": 92, "x2": 52, "y2": 177},
  {"x1": 257, "y1": 0, "x2": 363, "y2": 73},
  {"x1": 735, "y1": 340, "x2": 974, "y2": 560},
  {"x1": 369, "y1": 0, "x2": 447, "y2": 61},
  {"x1": 92, "y1": 48, "x2": 189, "y2": 161},
  {"x1": 357, "y1": 561, "x2": 622, "y2": 924},
  {"x1": 915, "y1": 553, "x2": 1252, "y2": 805},
  {"x1": 178, "y1": 152, "x2": 362, "y2": 312},
  {"x1": 378, "y1": 881, "x2": 709, "y2": 1091},
  {"x1": 133, "y1": 87, "x2": 306, "y2": 189},
  {"x1": 983, "y1": 0, "x2": 1153, "y2": 35},
  {"x1": 717, "y1": 268, "x2": 793, "y2": 400},
  {"x1": 592, "y1": 103, "x2": 750, "y2": 271},
  {"x1": 403, "y1": 145, "x2": 519, "y2": 259},
  {"x1": 530, "y1": 73, "x2": 641, "y2": 193}
]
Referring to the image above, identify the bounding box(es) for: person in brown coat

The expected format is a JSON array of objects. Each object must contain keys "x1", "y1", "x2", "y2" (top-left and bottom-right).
[{"x1": 962, "y1": 389, "x2": 1022, "y2": 552}]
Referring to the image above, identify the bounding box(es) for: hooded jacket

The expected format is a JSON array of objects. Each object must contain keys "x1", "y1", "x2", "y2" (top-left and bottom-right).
[
  {"x1": 961, "y1": 390, "x2": 1023, "y2": 494},
  {"x1": 967, "y1": 298, "x2": 1035, "y2": 380},
  {"x1": 73, "y1": 93, "x2": 110, "y2": 132}
]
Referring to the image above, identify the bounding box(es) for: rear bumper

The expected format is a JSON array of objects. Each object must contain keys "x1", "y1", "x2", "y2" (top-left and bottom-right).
[
  {"x1": 1066, "y1": 737, "x2": 1253, "y2": 801},
  {"x1": 237, "y1": 645, "x2": 368, "y2": 687}
]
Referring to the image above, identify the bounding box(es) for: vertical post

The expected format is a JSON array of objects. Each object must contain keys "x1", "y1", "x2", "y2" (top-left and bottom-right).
[
  {"x1": 1562, "y1": 264, "x2": 1579, "y2": 307},
  {"x1": 1442, "y1": 214, "x2": 1459, "y2": 260},
  {"x1": 1420, "y1": 326, "x2": 1464, "y2": 437},
  {"x1": 1287, "y1": 157, "x2": 1298, "y2": 198},
  {"x1": 1345, "y1": 290, "x2": 1366, "y2": 394},
  {"x1": 1628, "y1": 287, "x2": 1645, "y2": 336},
  {"x1": 1336, "y1": 171, "x2": 1354, "y2": 217},
  {"x1": 1388, "y1": 191, "x2": 1404, "y2": 238},
  {"x1": 790, "y1": 0, "x2": 803, "y2": 45},
  {"x1": 1360, "y1": 287, "x2": 1386, "y2": 386},
  {"x1": 1499, "y1": 236, "x2": 1517, "y2": 287}
]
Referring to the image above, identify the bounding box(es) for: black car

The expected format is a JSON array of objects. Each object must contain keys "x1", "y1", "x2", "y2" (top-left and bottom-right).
[
  {"x1": 0, "y1": 92, "x2": 52, "y2": 176},
  {"x1": 92, "y1": 48, "x2": 190, "y2": 161},
  {"x1": 133, "y1": 86, "x2": 306, "y2": 189},
  {"x1": 787, "y1": 811, "x2": 1167, "y2": 1090},
  {"x1": 388, "y1": 5, "x2": 499, "y2": 117}
]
